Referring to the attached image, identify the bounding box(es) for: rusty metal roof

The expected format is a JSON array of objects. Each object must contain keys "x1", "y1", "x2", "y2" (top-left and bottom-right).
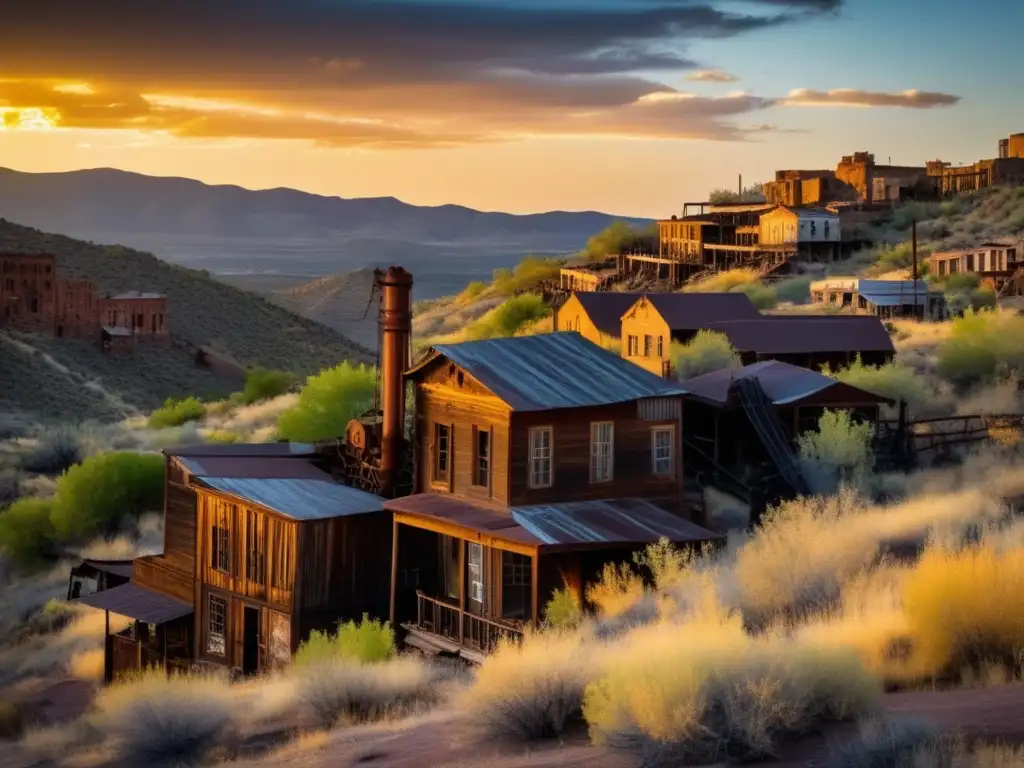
[
  {"x1": 196, "y1": 476, "x2": 383, "y2": 521},
  {"x1": 707, "y1": 316, "x2": 895, "y2": 355},
  {"x1": 164, "y1": 442, "x2": 316, "y2": 458},
  {"x1": 569, "y1": 292, "x2": 645, "y2": 335},
  {"x1": 680, "y1": 360, "x2": 894, "y2": 408},
  {"x1": 75, "y1": 582, "x2": 192, "y2": 625},
  {"x1": 175, "y1": 455, "x2": 328, "y2": 480},
  {"x1": 409, "y1": 332, "x2": 686, "y2": 412},
  {"x1": 385, "y1": 494, "x2": 721, "y2": 551},
  {"x1": 640, "y1": 293, "x2": 761, "y2": 330}
]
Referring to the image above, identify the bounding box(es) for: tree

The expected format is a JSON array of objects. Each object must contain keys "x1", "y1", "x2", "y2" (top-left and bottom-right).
[
  {"x1": 708, "y1": 182, "x2": 766, "y2": 204},
  {"x1": 581, "y1": 221, "x2": 656, "y2": 262},
  {"x1": 277, "y1": 362, "x2": 377, "y2": 443}
]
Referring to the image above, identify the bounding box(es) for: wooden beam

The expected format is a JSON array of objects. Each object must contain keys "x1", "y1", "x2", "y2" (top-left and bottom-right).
[
  {"x1": 457, "y1": 538, "x2": 465, "y2": 645},
  {"x1": 391, "y1": 511, "x2": 538, "y2": 558},
  {"x1": 389, "y1": 517, "x2": 399, "y2": 626}
]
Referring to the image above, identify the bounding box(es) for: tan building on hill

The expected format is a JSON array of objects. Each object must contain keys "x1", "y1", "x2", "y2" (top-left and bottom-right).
[
  {"x1": 552, "y1": 292, "x2": 644, "y2": 347},
  {"x1": 928, "y1": 242, "x2": 1023, "y2": 296}
]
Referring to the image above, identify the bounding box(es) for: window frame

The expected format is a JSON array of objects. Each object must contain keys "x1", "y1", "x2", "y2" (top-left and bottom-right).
[
  {"x1": 650, "y1": 425, "x2": 675, "y2": 477},
  {"x1": 432, "y1": 422, "x2": 451, "y2": 485},
  {"x1": 472, "y1": 425, "x2": 491, "y2": 489},
  {"x1": 467, "y1": 542, "x2": 484, "y2": 605},
  {"x1": 206, "y1": 594, "x2": 227, "y2": 657},
  {"x1": 528, "y1": 426, "x2": 553, "y2": 489},
  {"x1": 589, "y1": 421, "x2": 615, "y2": 484}
]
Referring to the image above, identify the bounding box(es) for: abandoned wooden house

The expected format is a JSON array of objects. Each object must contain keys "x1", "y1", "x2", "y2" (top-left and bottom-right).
[
  {"x1": 67, "y1": 559, "x2": 133, "y2": 600},
  {"x1": 705, "y1": 316, "x2": 896, "y2": 372},
  {"x1": 619, "y1": 293, "x2": 762, "y2": 376},
  {"x1": 928, "y1": 243, "x2": 1023, "y2": 296},
  {"x1": 809, "y1": 278, "x2": 947, "y2": 320},
  {"x1": 552, "y1": 291, "x2": 642, "y2": 348},
  {"x1": 678, "y1": 359, "x2": 893, "y2": 501},
  {"x1": 385, "y1": 331, "x2": 723, "y2": 661}
]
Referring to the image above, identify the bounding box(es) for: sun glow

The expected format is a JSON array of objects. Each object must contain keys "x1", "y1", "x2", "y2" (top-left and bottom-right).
[
  {"x1": 0, "y1": 108, "x2": 58, "y2": 131},
  {"x1": 53, "y1": 83, "x2": 95, "y2": 95}
]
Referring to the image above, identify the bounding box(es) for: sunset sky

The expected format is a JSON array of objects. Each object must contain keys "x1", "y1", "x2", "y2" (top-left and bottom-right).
[{"x1": 1, "y1": 0, "x2": 1020, "y2": 217}]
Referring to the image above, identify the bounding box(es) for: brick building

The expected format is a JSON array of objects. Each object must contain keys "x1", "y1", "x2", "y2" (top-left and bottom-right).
[
  {"x1": 0, "y1": 253, "x2": 58, "y2": 334},
  {"x1": 99, "y1": 292, "x2": 169, "y2": 340}
]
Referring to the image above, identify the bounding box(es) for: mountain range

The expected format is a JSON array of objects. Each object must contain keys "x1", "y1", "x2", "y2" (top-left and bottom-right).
[{"x1": 0, "y1": 167, "x2": 651, "y2": 299}]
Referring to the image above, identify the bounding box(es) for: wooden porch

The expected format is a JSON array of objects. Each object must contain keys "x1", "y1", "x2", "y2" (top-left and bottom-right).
[
  {"x1": 402, "y1": 592, "x2": 524, "y2": 663},
  {"x1": 104, "y1": 614, "x2": 193, "y2": 683}
]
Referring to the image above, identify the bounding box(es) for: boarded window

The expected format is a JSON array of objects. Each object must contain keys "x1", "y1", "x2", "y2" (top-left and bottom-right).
[
  {"x1": 651, "y1": 426, "x2": 674, "y2": 476},
  {"x1": 207, "y1": 595, "x2": 227, "y2": 656},
  {"x1": 433, "y1": 423, "x2": 450, "y2": 482},
  {"x1": 467, "y1": 543, "x2": 484, "y2": 604},
  {"x1": 474, "y1": 427, "x2": 490, "y2": 487},
  {"x1": 528, "y1": 427, "x2": 552, "y2": 489},
  {"x1": 246, "y1": 510, "x2": 265, "y2": 584},
  {"x1": 590, "y1": 422, "x2": 614, "y2": 483}
]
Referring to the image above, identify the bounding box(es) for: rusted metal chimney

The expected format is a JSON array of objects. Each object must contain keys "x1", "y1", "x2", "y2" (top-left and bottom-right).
[{"x1": 377, "y1": 266, "x2": 413, "y2": 498}]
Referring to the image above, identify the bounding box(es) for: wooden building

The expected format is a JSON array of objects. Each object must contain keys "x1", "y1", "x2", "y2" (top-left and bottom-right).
[
  {"x1": 758, "y1": 206, "x2": 841, "y2": 261},
  {"x1": 552, "y1": 292, "x2": 645, "y2": 347},
  {"x1": 619, "y1": 293, "x2": 762, "y2": 376},
  {"x1": 928, "y1": 243, "x2": 1022, "y2": 296},
  {"x1": 809, "y1": 278, "x2": 947, "y2": 320},
  {"x1": 385, "y1": 331, "x2": 722, "y2": 661}
]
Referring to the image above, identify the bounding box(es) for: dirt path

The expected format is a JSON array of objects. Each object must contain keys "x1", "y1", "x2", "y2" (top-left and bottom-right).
[{"x1": 0, "y1": 333, "x2": 140, "y2": 418}]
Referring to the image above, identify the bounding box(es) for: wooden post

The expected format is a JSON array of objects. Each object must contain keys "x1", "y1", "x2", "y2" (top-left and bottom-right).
[
  {"x1": 457, "y1": 539, "x2": 465, "y2": 644},
  {"x1": 531, "y1": 552, "x2": 540, "y2": 627},
  {"x1": 104, "y1": 610, "x2": 111, "y2": 685},
  {"x1": 389, "y1": 517, "x2": 399, "y2": 626}
]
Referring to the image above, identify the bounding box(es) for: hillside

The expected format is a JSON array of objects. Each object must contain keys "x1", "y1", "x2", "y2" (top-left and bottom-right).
[
  {"x1": 270, "y1": 269, "x2": 381, "y2": 351},
  {"x1": 0, "y1": 167, "x2": 652, "y2": 299},
  {"x1": 0, "y1": 219, "x2": 373, "y2": 425}
]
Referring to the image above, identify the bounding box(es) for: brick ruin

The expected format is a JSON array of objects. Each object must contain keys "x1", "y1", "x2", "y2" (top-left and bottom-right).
[{"x1": 0, "y1": 253, "x2": 168, "y2": 351}]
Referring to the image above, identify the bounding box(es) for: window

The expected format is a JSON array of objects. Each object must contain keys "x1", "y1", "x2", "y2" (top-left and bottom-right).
[
  {"x1": 528, "y1": 427, "x2": 553, "y2": 489},
  {"x1": 211, "y1": 522, "x2": 230, "y2": 572},
  {"x1": 30, "y1": 298, "x2": 38, "y2": 313},
  {"x1": 270, "y1": 518, "x2": 291, "y2": 589},
  {"x1": 474, "y1": 427, "x2": 490, "y2": 487},
  {"x1": 467, "y1": 543, "x2": 484, "y2": 604},
  {"x1": 207, "y1": 595, "x2": 227, "y2": 656},
  {"x1": 626, "y1": 334, "x2": 639, "y2": 356},
  {"x1": 246, "y1": 510, "x2": 265, "y2": 584},
  {"x1": 442, "y1": 536, "x2": 460, "y2": 599},
  {"x1": 135, "y1": 313, "x2": 144, "y2": 328},
  {"x1": 590, "y1": 421, "x2": 614, "y2": 483},
  {"x1": 643, "y1": 334, "x2": 653, "y2": 357},
  {"x1": 501, "y1": 552, "x2": 531, "y2": 619},
  {"x1": 657, "y1": 336, "x2": 664, "y2": 357},
  {"x1": 433, "y1": 423, "x2": 450, "y2": 483},
  {"x1": 651, "y1": 426, "x2": 674, "y2": 476}
]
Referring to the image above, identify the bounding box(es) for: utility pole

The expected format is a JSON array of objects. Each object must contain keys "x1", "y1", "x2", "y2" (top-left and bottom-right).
[
  {"x1": 912, "y1": 219, "x2": 920, "y2": 320},
  {"x1": 738, "y1": 174, "x2": 742, "y2": 198}
]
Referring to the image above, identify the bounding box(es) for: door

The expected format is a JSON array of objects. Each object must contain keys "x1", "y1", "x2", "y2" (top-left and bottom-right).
[{"x1": 242, "y1": 606, "x2": 260, "y2": 675}]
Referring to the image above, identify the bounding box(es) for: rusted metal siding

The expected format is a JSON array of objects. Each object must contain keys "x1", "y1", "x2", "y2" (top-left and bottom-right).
[{"x1": 508, "y1": 402, "x2": 682, "y2": 507}]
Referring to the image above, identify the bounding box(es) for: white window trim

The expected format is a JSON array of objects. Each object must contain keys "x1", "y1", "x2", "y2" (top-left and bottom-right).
[
  {"x1": 651, "y1": 425, "x2": 675, "y2": 476},
  {"x1": 590, "y1": 421, "x2": 614, "y2": 484},
  {"x1": 467, "y1": 542, "x2": 484, "y2": 604},
  {"x1": 528, "y1": 426, "x2": 553, "y2": 489},
  {"x1": 206, "y1": 594, "x2": 227, "y2": 657}
]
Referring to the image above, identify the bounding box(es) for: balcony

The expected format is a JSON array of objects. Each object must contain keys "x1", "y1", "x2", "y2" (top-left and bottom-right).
[{"x1": 403, "y1": 592, "x2": 524, "y2": 662}]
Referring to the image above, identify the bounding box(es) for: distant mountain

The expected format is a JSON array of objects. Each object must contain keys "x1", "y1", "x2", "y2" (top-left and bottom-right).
[{"x1": 0, "y1": 168, "x2": 652, "y2": 299}]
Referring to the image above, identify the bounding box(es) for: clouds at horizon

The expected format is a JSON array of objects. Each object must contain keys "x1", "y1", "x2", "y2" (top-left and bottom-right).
[{"x1": 0, "y1": 0, "x2": 960, "y2": 149}]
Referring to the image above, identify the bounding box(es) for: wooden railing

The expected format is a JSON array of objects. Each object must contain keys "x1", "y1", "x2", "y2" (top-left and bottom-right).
[{"x1": 414, "y1": 592, "x2": 523, "y2": 654}]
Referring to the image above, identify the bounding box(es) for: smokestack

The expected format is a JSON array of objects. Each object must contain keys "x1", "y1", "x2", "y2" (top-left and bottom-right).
[{"x1": 377, "y1": 266, "x2": 413, "y2": 498}]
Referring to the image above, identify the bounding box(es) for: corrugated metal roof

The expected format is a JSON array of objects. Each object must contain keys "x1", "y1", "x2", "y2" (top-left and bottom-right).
[
  {"x1": 679, "y1": 360, "x2": 892, "y2": 407},
  {"x1": 708, "y1": 317, "x2": 895, "y2": 355},
  {"x1": 75, "y1": 582, "x2": 192, "y2": 625},
  {"x1": 165, "y1": 442, "x2": 316, "y2": 458},
  {"x1": 410, "y1": 332, "x2": 686, "y2": 412},
  {"x1": 641, "y1": 293, "x2": 761, "y2": 330},
  {"x1": 512, "y1": 499, "x2": 722, "y2": 547},
  {"x1": 859, "y1": 291, "x2": 927, "y2": 307},
  {"x1": 196, "y1": 476, "x2": 383, "y2": 520},
  {"x1": 570, "y1": 292, "x2": 644, "y2": 335},
  {"x1": 386, "y1": 494, "x2": 721, "y2": 550},
  {"x1": 79, "y1": 559, "x2": 135, "y2": 579},
  {"x1": 176, "y1": 455, "x2": 328, "y2": 480}
]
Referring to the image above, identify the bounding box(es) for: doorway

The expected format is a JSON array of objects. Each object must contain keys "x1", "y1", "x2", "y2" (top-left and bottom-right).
[{"x1": 242, "y1": 607, "x2": 260, "y2": 675}]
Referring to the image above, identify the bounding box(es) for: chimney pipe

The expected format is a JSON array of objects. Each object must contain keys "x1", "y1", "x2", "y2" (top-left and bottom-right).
[{"x1": 377, "y1": 266, "x2": 413, "y2": 498}]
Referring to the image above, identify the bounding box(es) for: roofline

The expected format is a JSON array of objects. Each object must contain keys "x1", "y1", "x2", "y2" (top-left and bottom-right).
[
  {"x1": 391, "y1": 509, "x2": 538, "y2": 556},
  {"x1": 191, "y1": 477, "x2": 382, "y2": 523}
]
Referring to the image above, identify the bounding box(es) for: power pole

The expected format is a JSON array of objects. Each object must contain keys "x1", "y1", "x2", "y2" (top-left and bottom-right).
[
  {"x1": 912, "y1": 219, "x2": 920, "y2": 320},
  {"x1": 738, "y1": 174, "x2": 742, "y2": 198}
]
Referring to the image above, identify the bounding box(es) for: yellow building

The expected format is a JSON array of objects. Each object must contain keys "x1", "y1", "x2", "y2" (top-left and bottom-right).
[{"x1": 552, "y1": 292, "x2": 642, "y2": 347}]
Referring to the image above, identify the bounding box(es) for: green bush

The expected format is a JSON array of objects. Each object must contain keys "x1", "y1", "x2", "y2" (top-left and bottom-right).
[
  {"x1": 543, "y1": 587, "x2": 583, "y2": 630},
  {"x1": 823, "y1": 358, "x2": 931, "y2": 416},
  {"x1": 729, "y1": 281, "x2": 777, "y2": 310},
  {"x1": 580, "y1": 221, "x2": 655, "y2": 263},
  {"x1": 491, "y1": 257, "x2": 562, "y2": 297},
  {"x1": 798, "y1": 410, "x2": 874, "y2": 492},
  {"x1": 49, "y1": 452, "x2": 164, "y2": 543},
  {"x1": 0, "y1": 498, "x2": 57, "y2": 568},
  {"x1": 294, "y1": 615, "x2": 395, "y2": 666},
  {"x1": 937, "y1": 310, "x2": 1024, "y2": 386},
  {"x1": 464, "y1": 294, "x2": 551, "y2": 340},
  {"x1": 277, "y1": 362, "x2": 377, "y2": 443},
  {"x1": 148, "y1": 397, "x2": 206, "y2": 429},
  {"x1": 456, "y1": 280, "x2": 488, "y2": 305},
  {"x1": 241, "y1": 367, "x2": 295, "y2": 405},
  {"x1": 774, "y1": 276, "x2": 812, "y2": 304},
  {"x1": 670, "y1": 331, "x2": 742, "y2": 380}
]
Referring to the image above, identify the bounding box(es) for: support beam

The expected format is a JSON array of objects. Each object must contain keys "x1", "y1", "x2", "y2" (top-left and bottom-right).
[{"x1": 389, "y1": 518, "x2": 399, "y2": 626}]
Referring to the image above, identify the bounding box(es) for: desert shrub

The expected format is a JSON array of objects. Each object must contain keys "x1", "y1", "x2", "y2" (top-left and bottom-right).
[
  {"x1": 277, "y1": 361, "x2": 376, "y2": 443},
  {"x1": 937, "y1": 310, "x2": 1024, "y2": 386},
  {"x1": 457, "y1": 280, "x2": 488, "y2": 304},
  {"x1": 730, "y1": 281, "x2": 778, "y2": 310},
  {"x1": 241, "y1": 366, "x2": 295, "y2": 405},
  {"x1": 902, "y1": 542, "x2": 1024, "y2": 679},
  {"x1": 583, "y1": 623, "x2": 879, "y2": 765},
  {"x1": 49, "y1": 452, "x2": 164, "y2": 543},
  {"x1": 581, "y1": 221, "x2": 654, "y2": 263},
  {"x1": 775, "y1": 276, "x2": 813, "y2": 304},
  {"x1": 670, "y1": 331, "x2": 742, "y2": 380},
  {"x1": 830, "y1": 718, "x2": 951, "y2": 768},
  {"x1": 0, "y1": 498, "x2": 57, "y2": 568},
  {"x1": 586, "y1": 562, "x2": 645, "y2": 619},
  {"x1": 294, "y1": 615, "x2": 394, "y2": 666},
  {"x1": 870, "y1": 242, "x2": 916, "y2": 273},
  {"x1": 491, "y1": 257, "x2": 561, "y2": 296},
  {"x1": 203, "y1": 429, "x2": 240, "y2": 444},
  {"x1": 297, "y1": 656, "x2": 439, "y2": 727},
  {"x1": 20, "y1": 426, "x2": 84, "y2": 474},
  {"x1": 824, "y1": 358, "x2": 931, "y2": 416},
  {"x1": 90, "y1": 670, "x2": 235, "y2": 765},
  {"x1": 543, "y1": 587, "x2": 582, "y2": 630},
  {"x1": 798, "y1": 410, "x2": 874, "y2": 494},
  {"x1": 683, "y1": 267, "x2": 759, "y2": 294},
  {"x1": 467, "y1": 631, "x2": 595, "y2": 741},
  {"x1": 464, "y1": 294, "x2": 551, "y2": 340},
  {"x1": 148, "y1": 396, "x2": 206, "y2": 429}
]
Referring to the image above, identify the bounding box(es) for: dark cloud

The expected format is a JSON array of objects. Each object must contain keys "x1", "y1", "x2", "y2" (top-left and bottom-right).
[{"x1": 781, "y1": 88, "x2": 962, "y2": 108}]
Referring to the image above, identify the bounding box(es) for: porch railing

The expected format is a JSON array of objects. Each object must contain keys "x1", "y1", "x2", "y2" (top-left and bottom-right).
[{"x1": 414, "y1": 592, "x2": 523, "y2": 654}]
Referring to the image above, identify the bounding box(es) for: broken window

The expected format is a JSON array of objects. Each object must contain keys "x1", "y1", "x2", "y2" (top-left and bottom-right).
[{"x1": 207, "y1": 595, "x2": 227, "y2": 656}]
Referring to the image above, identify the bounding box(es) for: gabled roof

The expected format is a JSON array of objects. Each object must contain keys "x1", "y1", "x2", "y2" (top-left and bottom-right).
[
  {"x1": 707, "y1": 316, "x2": 895, "y2": 355},
  {"x1": 679, "y1": 360, "x2": 894, "y2": 408},
  {"x1": 195, "y1": 476, "x2": 383, "y2": 521},
  {"x1": 407, "y1": 332, "x2": 686, "y2": 412},
  {"x1": 630, "y1": 292, "x2": 762, "y2": 331},
  {"x1": 567, "y1": 292, "x2": 644, "y2": 335}
]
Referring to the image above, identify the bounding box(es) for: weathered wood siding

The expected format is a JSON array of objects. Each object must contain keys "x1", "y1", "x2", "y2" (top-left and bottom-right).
[
  {"x1": 415, "y1": 362, "x2": 511, "y2": 503},
  {"x1": 553, "y1": 294, "x2": 609, "y2": 347},
  {"x1": 509, "y1": 402, "x2": 682, "y2": 507},
  {"x1": 620, "y1": 299, "x2": 671, "y2": 376}
]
